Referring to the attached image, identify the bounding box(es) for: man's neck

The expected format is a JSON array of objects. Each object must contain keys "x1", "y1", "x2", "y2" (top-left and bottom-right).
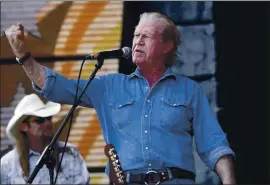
[
  {"x1": 28, "y1": 137, "x2": 50, "y2": 153},
  {"x1": 139, "y1": 65, "x2": 166, "y2": 88}
]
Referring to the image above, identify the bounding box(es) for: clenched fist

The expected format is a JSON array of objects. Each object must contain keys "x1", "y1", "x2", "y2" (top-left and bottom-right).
[{"x1": 5, "y1": 23, "x2": 27, "y2": 59}]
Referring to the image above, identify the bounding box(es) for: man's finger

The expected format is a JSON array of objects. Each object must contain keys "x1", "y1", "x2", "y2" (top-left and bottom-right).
[
  {"x1": 16, "y1": 23, "x2": 24, "y2": 32},
  {"x1": 14, "y1": 30, "x2": 24, "y2": 37}
]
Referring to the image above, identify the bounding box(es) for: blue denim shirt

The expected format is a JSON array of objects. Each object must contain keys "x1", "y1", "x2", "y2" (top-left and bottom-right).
[{"x1": 33, "y1": 67, "x2": 235, "y2": 175}]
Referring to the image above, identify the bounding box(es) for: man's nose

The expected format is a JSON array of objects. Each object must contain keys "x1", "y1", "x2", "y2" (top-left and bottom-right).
[
  {"x1": 134, "y1": 36, "x2": 144, "y2": 45},
  {"x1": 44, "y1": 118, "x2": 52, "y2": 125}
]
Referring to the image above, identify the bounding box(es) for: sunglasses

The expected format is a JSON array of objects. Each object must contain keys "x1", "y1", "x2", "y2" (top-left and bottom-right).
[{"x1": 23, "y1": 116, "x2": 52, "y2": 125}]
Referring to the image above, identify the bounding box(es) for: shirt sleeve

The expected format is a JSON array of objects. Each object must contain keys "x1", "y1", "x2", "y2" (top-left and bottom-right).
[
  {"x1": 32, "y1": 66, "x2": 106, "y2": 108},
  {"x1": 191, "y1": 83, "x2": 236, "y2": 170},
  {"x1": 1, "y1": 155, "x2": 10, "y2": 184}
]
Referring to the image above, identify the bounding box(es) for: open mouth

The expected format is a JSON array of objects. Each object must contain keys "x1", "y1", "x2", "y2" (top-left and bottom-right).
[{"x1": 135, "y1": 49, "x2": 145, "y2": 53}]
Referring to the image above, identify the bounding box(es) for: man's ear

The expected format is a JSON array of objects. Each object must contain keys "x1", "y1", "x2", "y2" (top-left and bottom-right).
[
  {"x1": 18, "y1": 122, "x2": 28, "y2": 132},
  {"x1": 164, "y1": 41, "x2": 174, "y2": 54}
]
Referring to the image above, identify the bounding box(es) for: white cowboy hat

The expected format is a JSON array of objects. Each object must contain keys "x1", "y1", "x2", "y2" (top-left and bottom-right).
[{"x1": 6, "y1": 93, "x2": 61, "y2": 142}]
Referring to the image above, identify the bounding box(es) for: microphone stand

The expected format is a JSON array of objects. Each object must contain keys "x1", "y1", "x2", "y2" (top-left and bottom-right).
[{"x1": 27, "y1": 58, "x2": 104, "y2": 184}]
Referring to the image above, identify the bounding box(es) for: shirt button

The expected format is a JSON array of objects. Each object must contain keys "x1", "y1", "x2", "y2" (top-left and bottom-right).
[
  {"x1": 145, "y1": 115, "x2": 148, "y2": 118},
  {"x1": 145, "y1": 130, "x2": 148, "y2": 133},
  {"x1": 119, "y1": 105, "x2": 122, "y2": 107},
  {"x1": 145, "y1": 147, "x2": 148, "y2": 150},
  {"x1": 147, "y1": 100, "x2": 150, "y2": 103},
  {"x1": 149, "y1": 163, "x2": 152, "y2": 166}
]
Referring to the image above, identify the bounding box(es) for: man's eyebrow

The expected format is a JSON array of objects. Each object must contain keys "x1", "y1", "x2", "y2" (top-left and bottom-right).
[
  {"x1": 134, "y1": 30, "x2": 155, "y2": 36},
  {"x1": 145, "y1": 31, "x2": 154, "y2": 36}
]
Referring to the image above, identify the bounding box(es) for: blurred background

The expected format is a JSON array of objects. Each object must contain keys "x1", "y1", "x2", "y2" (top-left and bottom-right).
[{"x1": 0, "y1": 1, "x2": 268, "y2": 184}]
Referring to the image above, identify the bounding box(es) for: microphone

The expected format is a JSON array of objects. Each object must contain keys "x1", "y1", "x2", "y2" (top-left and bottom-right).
[{"x1": 85, "y1": 47, "x2": 132, "y2": 60}]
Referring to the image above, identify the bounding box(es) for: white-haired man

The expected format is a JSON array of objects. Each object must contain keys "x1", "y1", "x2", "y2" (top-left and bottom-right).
[
  {"x1": 0, "y1": 93, "x2": 90, "y2": 184},
  {"x1": 4, "y1": 12, "x2": 236, "y2": 184}
]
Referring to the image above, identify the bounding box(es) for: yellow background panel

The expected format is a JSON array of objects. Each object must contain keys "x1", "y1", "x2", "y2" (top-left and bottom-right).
[{"x1": 1, "y1": 1, "x2": 124, "y2": 184}]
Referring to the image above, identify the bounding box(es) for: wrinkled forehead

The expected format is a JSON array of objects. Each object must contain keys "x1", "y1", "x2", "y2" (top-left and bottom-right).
[{"x1": 135, "y1": 19, "x2": 164, "y2": 35}]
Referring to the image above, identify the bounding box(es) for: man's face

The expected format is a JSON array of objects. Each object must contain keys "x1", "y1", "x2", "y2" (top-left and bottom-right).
[
  {"x1": 132, "y1": 20, "x2": 168, "y2": 67},
  {"x1": 21, "y1": 116, "x2": 53, "y2": 139}
]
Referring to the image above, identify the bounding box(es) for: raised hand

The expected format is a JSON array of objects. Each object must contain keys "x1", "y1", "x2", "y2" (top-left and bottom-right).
[{"x1": 5, "y1": 23, "x2": 27, "y2": 59}]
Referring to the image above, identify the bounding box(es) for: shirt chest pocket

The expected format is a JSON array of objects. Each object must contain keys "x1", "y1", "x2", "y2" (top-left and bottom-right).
[
  {"x1": 109, "y1": 98, "x2": 134, "y2": 129},
  {"x1": 160, "y1": 97, "x2": 192, "y2": 133}
]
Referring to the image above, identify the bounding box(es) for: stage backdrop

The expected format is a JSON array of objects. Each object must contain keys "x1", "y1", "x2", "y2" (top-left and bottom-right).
[
  {"x1": 1, "y1": 1, "x2": 220, "y2": 184},
  {"x1": 1, "y1": 1, "x2": 124, "y2": 184}
]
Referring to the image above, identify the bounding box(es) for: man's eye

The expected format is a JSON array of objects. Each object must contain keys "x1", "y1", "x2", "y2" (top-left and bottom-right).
[{"x1": 142, "y1": 35, "x2": 151, "y2": 39}]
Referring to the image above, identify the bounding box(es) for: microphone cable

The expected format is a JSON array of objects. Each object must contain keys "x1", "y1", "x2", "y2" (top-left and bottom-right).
[{"x1": 54, "y1": 57, "x2": 88, "y2": 184}]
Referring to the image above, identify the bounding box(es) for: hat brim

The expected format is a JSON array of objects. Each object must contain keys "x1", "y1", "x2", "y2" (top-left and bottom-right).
[{"x1": 6, "y1": 101, "x2": 61, "y2": 142}]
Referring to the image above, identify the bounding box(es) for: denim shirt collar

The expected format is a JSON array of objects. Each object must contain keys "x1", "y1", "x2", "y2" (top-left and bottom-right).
[
  {"x1": 128, "y1": 67, "x2": 176, "y2": 81},
  {"x1": 29, "y1": 149, "x2": 41, "y2": 157}
]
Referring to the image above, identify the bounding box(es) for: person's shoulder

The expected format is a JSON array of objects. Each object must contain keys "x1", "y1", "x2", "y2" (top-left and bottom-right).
[
  {"x1": 175, "y1": 74, "x2": 192, "y2": 81},
  {"x1": 173, "y1": 74, "x2": 205, "y2": 98},
  {"x1": 175, "y1": 74, "x2": 200, "y2": 88},
  {"x1": 57, "y1": 141, "x2": 82, "y2": 156},
  {"x1": 91, "y1": 72, "x2": 127, "y2": 82},
  {"x1": 105, "y1": 72, "x2": 129, "y2": 79},
  {"x1": 1, "y1": 148, "x2": 16, "y2": 164},
  {"x1": 103, "y1": 73, "x2": 132, "y2": 86},
  {"x1": 57, "y1": 141, "x2": 77, "y2": 149}
]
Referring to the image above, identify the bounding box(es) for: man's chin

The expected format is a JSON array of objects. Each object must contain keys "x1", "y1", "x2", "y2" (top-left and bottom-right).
[
  {"x1": 43, "y1": 132, "x2": 53, "y2": 139},
  {"x1": 133, "y1": 59, "x2": 145, "y2": 67}
]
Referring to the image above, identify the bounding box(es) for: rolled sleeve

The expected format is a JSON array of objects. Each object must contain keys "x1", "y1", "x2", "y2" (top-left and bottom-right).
[
  {"x1": 207, "y1": 146, "x2": 236, "y2": 170},
  {"x1": 32, "y1": 66, "x2": 57, "y2": 96},
  {"x1": 191, "y1": 82, "x2": 236, "y2": 170}
]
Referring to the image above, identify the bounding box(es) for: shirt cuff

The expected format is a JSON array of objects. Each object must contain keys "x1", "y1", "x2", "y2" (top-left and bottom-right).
[
  {"x1": 32, "y1": 66, "x2": 56, "y2": 96},
  {"x1": 207, "y1": 146, "x2": 236, "y2": 170}
]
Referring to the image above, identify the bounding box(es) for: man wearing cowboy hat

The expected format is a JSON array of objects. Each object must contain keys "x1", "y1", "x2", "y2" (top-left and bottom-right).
[{"x1": 1, "y1": 93, "x2": 90, "y2": 184}]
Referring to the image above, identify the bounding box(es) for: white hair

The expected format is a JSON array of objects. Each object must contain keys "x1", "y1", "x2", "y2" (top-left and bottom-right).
[{"x1": 138, "y1": 12, "x2": 181, "y2": 66}]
